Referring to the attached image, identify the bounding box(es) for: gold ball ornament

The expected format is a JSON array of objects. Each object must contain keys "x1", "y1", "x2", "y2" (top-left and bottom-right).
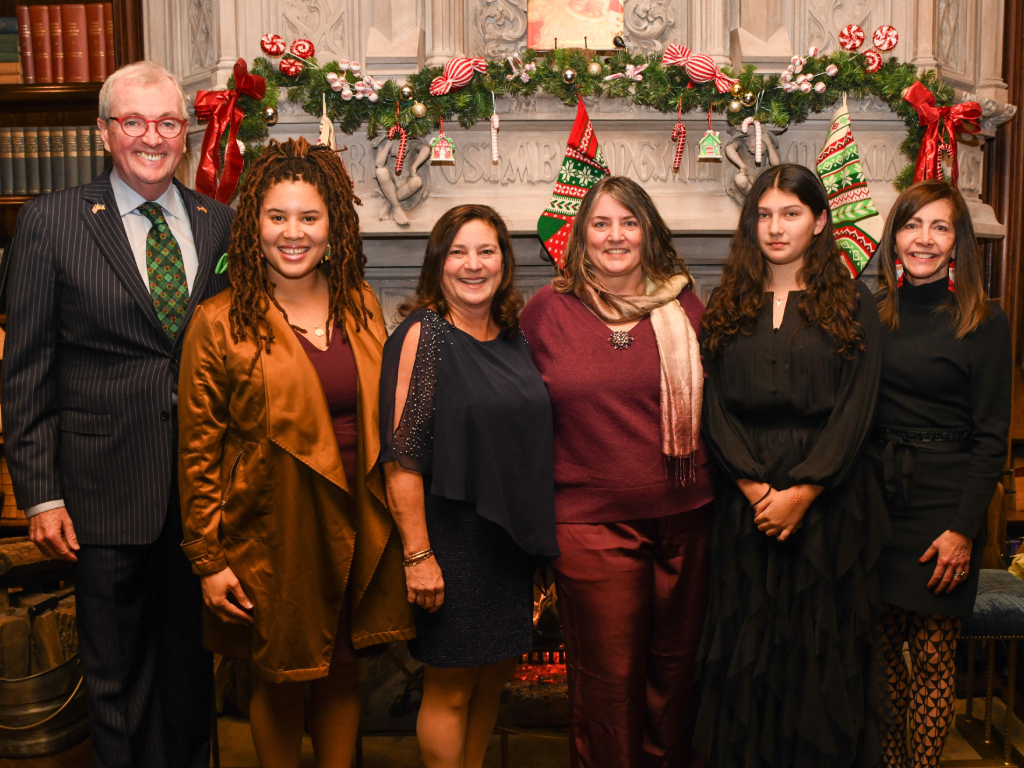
[
  {"x1": 729, "y1": 82, "x2": 743, "y2": 97},
  {"x1": 411, "y1": 101, "x2": 427, "y2": 118},
  {"x1": 741, "y1": 91, "x2": 756, "y2": 107},
  {"x1": 587, "y1": 61, "x2": 603, "y2": 77},
  {"x1": 727, "y1": 99, "x2": 743, "y2": 113},
  {"x1": 562, "y1": 67, "x2": 577, "y2": 85},
  {"x1": 399, "y1": 85, "x2": 414, "y2": 101},
  {"x1": 262, "y1": 106, "x2": 279, "y2": 126}
]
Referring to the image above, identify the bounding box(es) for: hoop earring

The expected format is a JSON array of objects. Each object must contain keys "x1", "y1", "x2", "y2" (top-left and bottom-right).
[
  {"x1": 894, "y1": 258, "x2": 904, "y2": 288},
  {"x1": 323, "y1": 244, "x2": 332, "y2": 262},
  {"x1": 948, "y1": 259, "x2": 955, "y2": 292}
]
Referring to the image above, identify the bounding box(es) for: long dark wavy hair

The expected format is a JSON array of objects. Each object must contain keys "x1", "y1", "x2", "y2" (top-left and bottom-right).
[
  {"x1": 553, "y1": 176, "x2": 692, "y2": 297},
  {"x1": 876, "y1": 179, "x2": 989, "y2": 339},
  {"x1": 227, "y1": 137, "x2": 369, "y2": 367},
  {"x1": 398, "y1": 204, "x2": 524, "y2": 337},
  {"x1": 701, "y1": 163, "x2": 864, "y2": 357}
]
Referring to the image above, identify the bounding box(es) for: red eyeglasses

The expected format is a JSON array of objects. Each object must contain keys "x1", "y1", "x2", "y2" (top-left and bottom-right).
[{"x1": 106, "y1": 115, "x2": 189, "y2": 139}]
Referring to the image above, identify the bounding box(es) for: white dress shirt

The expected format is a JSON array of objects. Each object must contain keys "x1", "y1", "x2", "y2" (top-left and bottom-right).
[{"x1": 25, "y1": 171, "x2": 199, "y2": 519}]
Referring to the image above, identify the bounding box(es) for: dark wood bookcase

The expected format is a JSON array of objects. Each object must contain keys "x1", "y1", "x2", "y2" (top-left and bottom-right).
[{"x1": 0, "y1": 0, "x2": 142, "y2": 244}]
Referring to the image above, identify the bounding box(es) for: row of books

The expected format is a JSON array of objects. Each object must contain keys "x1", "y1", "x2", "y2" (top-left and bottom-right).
[
  {"x1": 1, "y1": 4, "x2": 114, "y2": 85},
  {"x1": 0, "y1": 126, "x2": 112, "y2": 196}
]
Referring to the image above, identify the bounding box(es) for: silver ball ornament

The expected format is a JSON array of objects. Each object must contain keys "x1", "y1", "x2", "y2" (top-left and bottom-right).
[
  {"x1": 562, "y1": 67, "x2": 577, "y2": 85},
  {"x1": 262, "y1": 106, "x2": 279, "y2": 125},
  {"x1": 741, "y1": 91, "x2": 756, "y2": 107},
  {"x1": 399, "y1": 85, "x2": 414, "y2": 101}
]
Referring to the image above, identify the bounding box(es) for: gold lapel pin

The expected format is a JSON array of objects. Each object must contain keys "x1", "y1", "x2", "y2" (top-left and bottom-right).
[
  {"x1": 197, "y1": 206, "x2": 208, "y2": 213},
  {"x1": 91, "y1": 204, "x2": 106, "y2": 214}
]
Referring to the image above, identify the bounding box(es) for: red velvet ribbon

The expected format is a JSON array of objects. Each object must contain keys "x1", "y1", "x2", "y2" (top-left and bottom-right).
[
  {"x1": 194, "y1": 59, "x2": 267, "y2": 203},
  {"x1": 902, "y1": 81, "x2": 981, "y2": 188}
]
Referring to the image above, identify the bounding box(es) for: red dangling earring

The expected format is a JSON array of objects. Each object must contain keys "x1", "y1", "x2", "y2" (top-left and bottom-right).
[
  {"x1": 948, "y1": 260, "x2": 955, "y2": 292},
  {"x1": 895, "y1": 258, "x2": 904, "y2": 288}
]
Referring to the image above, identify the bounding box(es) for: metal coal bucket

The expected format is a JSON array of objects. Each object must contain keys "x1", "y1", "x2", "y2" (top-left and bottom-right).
[{"x1": 0, "y1": 654, "x2": 89, "y2": 757}]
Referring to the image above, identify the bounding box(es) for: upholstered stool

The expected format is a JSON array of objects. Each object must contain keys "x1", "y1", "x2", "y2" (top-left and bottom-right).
[{"x1": 947, "y1": 569, "x2": 1024, "y2": 767}]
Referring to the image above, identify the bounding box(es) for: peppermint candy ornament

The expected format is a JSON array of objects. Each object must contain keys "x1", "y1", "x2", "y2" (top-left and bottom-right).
[
  {"x1": 280, "y1": 58, "x2": 304, "y2": 77},
  {"x1": 290, "y1": 39, "x2": 315, "y2": 59},
  {"x1": 814, "y1": 81, "x2": 827, "y2": 94},
  {"x1": 661, "y1": 44, "x2": 739, "y2": 94},
  {"x1": 490, "y1": 113, "x2": 499, "y2": 165},
  {"x1": 260, "y1": 33, "x2": 285, "y2": 56},
  {"x1": 388, "y1": 125, "x2": 408, "y2": 175},
  {"x1": 873, "y1": 25, "x2": 898, "y2": 51},
  {"x1": 430, "y1": 57, "x2": 487, "y2": 96},
  {"x1": 325, "y1": 72, "x2": 342, "y2": 91},
  {"x1": 863, "y1": 49, "x2": 883, "y2": 73},
  {"x1": 799, "y1": 81, "x2": 812, "y2": 93},
  {"x1": 838, "y1": 24, "x2": 865, "y2": 51}
]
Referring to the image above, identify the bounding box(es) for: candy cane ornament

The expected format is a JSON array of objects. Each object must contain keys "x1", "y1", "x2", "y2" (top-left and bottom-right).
[
  {"x1": 741, "y1": 116, "x2": 764, "y2": 164},
  {"x1": 490, "y1": 93, "x2": 499, "y2": 165},
  {"x1": 388, "y1": 125, "x2": 408, "y2": 175},
  {"x1": 670, "y1": 103, "x2": 686, "y2": 173}
]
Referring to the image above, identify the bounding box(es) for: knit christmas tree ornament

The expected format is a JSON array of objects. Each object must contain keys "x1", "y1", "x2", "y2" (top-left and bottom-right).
[
  {"x1": 537, "y1": 100, "x2": 609, "y2": 270},
  {"x1": 816, "y1": 101, "x2": 884, "y2": 277}
]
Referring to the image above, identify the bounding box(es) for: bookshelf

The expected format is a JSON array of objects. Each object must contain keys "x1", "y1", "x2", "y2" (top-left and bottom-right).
[{"x1": 0, "y1": 0, "x2": 142, "y2": 242}]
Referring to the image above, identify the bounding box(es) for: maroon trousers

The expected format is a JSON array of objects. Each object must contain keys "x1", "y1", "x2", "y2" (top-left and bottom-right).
[{"x1": 553, "y1": 504, "x2": 712, "y2": 768}]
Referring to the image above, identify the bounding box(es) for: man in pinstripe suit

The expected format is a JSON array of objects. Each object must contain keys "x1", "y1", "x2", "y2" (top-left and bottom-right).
[{"x1": 2, "y1": 62, "x2": 233, "y2": 768}]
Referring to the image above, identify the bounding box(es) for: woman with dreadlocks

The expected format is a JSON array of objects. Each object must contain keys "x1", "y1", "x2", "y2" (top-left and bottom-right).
[{"x1": 178, "y1": 137, "x2": 414, "y2": 768}]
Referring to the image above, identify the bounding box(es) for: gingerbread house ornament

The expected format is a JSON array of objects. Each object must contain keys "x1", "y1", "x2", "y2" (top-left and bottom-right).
[
  {"x1": 698, "y1": 129, "x2": 722, "y2": 161},
  {"x1": 430, "y1": 133, "x2": 456, "y2": 165}
]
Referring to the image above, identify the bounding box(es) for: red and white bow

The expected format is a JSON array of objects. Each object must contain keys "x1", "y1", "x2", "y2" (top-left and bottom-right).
[
  {"x1": 430, "y1": 57, "x2": 488, "y2": 95},
  {"x1": 604, "y1": 63, "x2": 648, "y2": 82},
  {"x1": 661, "y1": 44, "x2": 738, "y2": 94}
]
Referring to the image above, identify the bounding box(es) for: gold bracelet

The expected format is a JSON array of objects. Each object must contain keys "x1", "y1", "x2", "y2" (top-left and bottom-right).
[{"x1": 403, "y1": 548, "x2": 434, "y2": 567}]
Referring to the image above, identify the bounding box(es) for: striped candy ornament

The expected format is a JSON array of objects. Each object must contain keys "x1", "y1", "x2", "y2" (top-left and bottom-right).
[
  {"x1": 388, "y1": 125, "x2": 408, "y2": 175},
  {"x1": 661, "y1": 44, "x2": 738, "y2": 93},
  {"x1": 671, "y1": 105, "x2": 686, "y2": 172},
  {"x1": 430, "y1": 57, "x2": 488, "y2": 95},
  {"x1": 490, "y1": 113, "x2": 500, "y2": 165}
]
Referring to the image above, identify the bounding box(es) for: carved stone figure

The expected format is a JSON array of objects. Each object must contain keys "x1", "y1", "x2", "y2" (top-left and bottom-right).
[
  {"x1": 373, "y1": 133, "x2": 432, "y2": 226},
  {"x1": 724, "y1": 124, "x2": 783, "y2": 204}
]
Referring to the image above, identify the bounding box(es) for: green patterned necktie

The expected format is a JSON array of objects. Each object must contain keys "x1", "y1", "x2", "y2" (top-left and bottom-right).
[{"x1": 138, "y1": 202, "x2": 190, "y2": 341}]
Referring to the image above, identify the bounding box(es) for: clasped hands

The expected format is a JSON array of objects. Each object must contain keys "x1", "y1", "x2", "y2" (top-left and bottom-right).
[{"x1": 738, "y1": 480, "x2": 822, "y2": 542}]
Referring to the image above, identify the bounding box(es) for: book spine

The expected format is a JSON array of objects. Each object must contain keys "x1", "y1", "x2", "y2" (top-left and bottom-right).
[
  {"x1": 63, "y1": 126, "x2": 78, "y2": 188},
  {"x1": 61, "y1": 5, "x2": 88, "y2": 83},
  {"x1": 92, "y1": 127, "x2": 105, "y2": 178},
  {"x1": 0, "y1": 17, "x2": 19, "y2": 34},
  {"x1": 85, "y1": 4, "x2": 104, "y2": 82},
  {"x1": 49, "y1": 127, "x2": 64, "y2": 191},
  {"x1": 102, "y1": 3, "x2": 113, "y2": 72},
  {"x1": 27, "y1": 6, "x2": 51, "y2": 84},
  {"x1": 77, "y1": 126, "x2": 92, "y2": 183},
  {"x1": 48, "y1": 5, "x2": 63, "y2": 83},
  {"x1": 12, "y1": 128, "x2": 26, "y2": 195},
  {"x1": 0, "y1": 128, "x2": 13, "y2": 196},
  {"x1": 15, "y1": 6, "x2": 34, "y2": 84},
  {"x1": 25, "y1": 127, "x2": 39, "y2": 195},
  {"x1": 38, "y1": 127, "x2": 52, "y2": 194}
]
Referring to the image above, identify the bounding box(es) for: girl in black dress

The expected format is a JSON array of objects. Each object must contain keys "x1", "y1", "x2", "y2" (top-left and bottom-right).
[
  {"x1": 695, "y1": 164, "x2": 889, "y2": 768},
  {"x1": 872, "y1": 180, "x2": 1011, "y2": 768},
  {"x1": 379, "y1": 205, "x2": 559, "y2": 768}
]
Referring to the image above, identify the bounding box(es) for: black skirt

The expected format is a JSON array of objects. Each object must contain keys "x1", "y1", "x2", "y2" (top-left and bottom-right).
[{"x1": 408, "y1": 488, "x2": 534, "y2": 668}]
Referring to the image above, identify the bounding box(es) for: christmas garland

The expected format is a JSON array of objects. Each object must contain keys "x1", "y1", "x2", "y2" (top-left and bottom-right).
[{"x1": 226, "y1": 47, "x2": 956, "y2": 192}]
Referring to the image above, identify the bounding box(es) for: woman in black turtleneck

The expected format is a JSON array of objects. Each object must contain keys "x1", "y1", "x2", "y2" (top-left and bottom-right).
[{"x1": 871, "y1": 179, "x2": 1011, "y2": 768}]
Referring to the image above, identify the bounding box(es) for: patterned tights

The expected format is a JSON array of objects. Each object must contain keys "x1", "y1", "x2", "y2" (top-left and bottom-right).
[{"x1": 880, "y1": 603, "x2": 962, "y2": 768}]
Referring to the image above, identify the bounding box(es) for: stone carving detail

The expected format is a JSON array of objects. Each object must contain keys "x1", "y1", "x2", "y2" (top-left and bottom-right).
[
  {"x1": 282, "y1": 0, "x2": 352, "y2": 58},
  {"x1": 938, "y1": 0, "x2": 966, "y2": 75},
  {"x1": 188, "y1": 0, "x2": 215, "y2": 72},
  {"x1": 476, "y1": 0, "x2": 527, "y2": 59},
  {"x1": 960, "y1": 91, "x2": 1019, "y2": 132},
  {"x1": 803, "y1": 0, "x2": 872, "y2": 55},
  {"x1": 724, "y1": 127, "x2": 783, "y2": 203},
  {"x1": 623, "y1": 0, "x2": 675, "y2": 54},
  {"x1": 373, "y1": 134, "x2": 432, "y2": 226}
]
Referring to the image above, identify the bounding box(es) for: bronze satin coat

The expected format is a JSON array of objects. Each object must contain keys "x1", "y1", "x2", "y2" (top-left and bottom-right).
[{"x1": 177, "y1": 285, "x2": 415, "y2": 683}]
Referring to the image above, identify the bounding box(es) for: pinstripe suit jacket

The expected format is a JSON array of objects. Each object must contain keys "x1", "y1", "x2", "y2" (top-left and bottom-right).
[{"x1": 2, "y1": 170, "x2": 234, "y2": 545}]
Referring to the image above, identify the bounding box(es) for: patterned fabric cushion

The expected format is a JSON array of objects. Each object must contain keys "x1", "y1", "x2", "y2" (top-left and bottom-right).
[{"x1": 961, "y1": 569, "x2": 1024, "y2": 638}]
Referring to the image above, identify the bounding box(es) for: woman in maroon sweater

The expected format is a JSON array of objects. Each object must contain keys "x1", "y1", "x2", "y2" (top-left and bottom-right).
[{"x1": 521, "y1": 176, "x2": 714, "y2": 768}]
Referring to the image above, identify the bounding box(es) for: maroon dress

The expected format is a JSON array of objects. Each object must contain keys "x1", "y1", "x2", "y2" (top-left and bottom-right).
[{"x1": 295, "y1": 328, "x2": 365, "y2": 663}]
